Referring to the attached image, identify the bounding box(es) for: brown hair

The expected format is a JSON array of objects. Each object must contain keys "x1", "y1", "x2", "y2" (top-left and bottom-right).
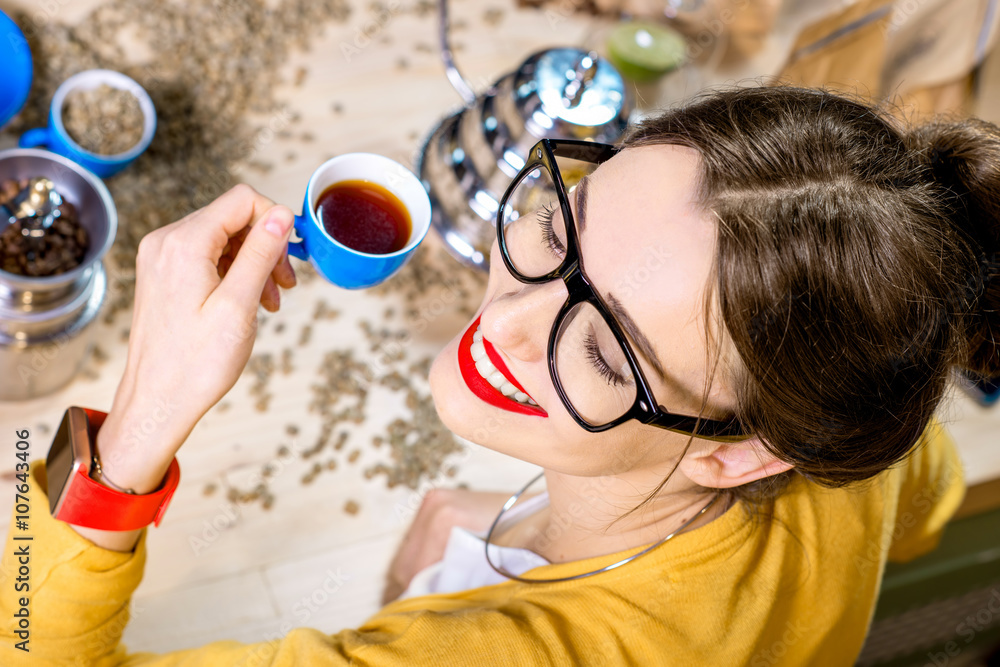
[{"x1": 625, "y1": 87, "x2": 999, "y2": 505}]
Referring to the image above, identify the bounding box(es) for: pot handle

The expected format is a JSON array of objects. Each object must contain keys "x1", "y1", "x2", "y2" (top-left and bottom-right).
[{"x1": 439, "y1": 0, "x2": 477, "y2": 106}]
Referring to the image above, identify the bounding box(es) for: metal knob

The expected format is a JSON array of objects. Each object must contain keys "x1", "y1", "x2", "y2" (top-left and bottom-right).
[{"x1": 561, "y1": 51, "x2": 600, "y2": 109}]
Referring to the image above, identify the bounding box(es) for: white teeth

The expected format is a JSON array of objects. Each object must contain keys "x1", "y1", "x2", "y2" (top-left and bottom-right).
[
  {"x1": 499, "y1": 380, "x2": 519, "y2": 397},
  {"x1": 475, "y1": 358, "x2": 494, "y2": 379},
  {"x1": 486, "y1": 370, "x2": 506, "y2": 389},
  {"x1": 469, "y1": 326, "x2": 538, "y2": 406}
]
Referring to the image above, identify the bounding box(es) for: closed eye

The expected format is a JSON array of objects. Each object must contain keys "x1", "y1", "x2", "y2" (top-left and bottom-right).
[
  {"x1": 537, "y1": 204, "x2": 565, "y2": 257},
  {"x1": 584, "y1": 331, "x2": 628, "y2": 386}
]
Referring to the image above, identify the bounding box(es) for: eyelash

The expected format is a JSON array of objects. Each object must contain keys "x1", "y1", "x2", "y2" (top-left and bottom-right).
[
  {"x1": 537, "y1": 204, "x2": 565, "y2": 256},
  {"x1": 584, "y1": 332, "x2": 628, "y2": 386}
]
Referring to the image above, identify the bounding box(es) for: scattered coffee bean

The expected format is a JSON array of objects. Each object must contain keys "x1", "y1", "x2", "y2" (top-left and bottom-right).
[
  {"x1": 313, "y1": 299, "x2": 340, "y2": 320},
  {"x1": 92, "y1": 345, "x2": 109, "y2": 364},
  {"x1": 483, "y1": 8, "x2": 504, "y2": 26},
  {"x1": 298, "y1": 324, "x2": 313, "y2": 346}
]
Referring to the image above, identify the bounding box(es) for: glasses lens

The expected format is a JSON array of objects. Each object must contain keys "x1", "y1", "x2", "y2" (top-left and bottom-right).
[
  {"x1": 499, "y1": 156, "x2": 597, "y2": 278},
  {"x1": 553, "y1": 301, "x2": 637, "y2": 426},
  {"x1": 499, "y1": 166, "x2": 566, "y2": 277}
]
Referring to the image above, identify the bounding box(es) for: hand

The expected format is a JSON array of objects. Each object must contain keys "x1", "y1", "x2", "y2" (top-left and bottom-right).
[
  {"x1": 382, "y1": 489, "x2": 512, "y2": 604},
  {"x1": 100, "y1": 184, "x2": 297, "y2": 495}
]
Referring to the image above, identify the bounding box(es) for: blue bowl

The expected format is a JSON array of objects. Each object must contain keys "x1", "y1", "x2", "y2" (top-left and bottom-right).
[{"x1": 0, "y1": 10, "x2": 32, "y2": 130}]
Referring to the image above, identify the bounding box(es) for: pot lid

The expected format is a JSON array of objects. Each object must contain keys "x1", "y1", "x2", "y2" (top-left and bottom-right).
[
  {"x1": 513, "y1": 48, "x2": 629, "y2": 143},
  {"x1": 0, "y1": 10, "x2": 32, "y2": 130}
]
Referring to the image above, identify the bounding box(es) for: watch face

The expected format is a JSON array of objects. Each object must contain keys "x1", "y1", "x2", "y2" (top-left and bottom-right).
[{"x1": 46, "y1": 407, "x2": 91, "y2": 517}]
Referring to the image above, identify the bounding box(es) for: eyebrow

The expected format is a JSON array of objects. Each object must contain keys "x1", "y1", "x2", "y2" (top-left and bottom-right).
[
  {"x1": 605, "y1": 293, "x2": 669, "y2": 383},
  {"x1": 575, "y1": 175, "x2": 590, "y2": 233}
]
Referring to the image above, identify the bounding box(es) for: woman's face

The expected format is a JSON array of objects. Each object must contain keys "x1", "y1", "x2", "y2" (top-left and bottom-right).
[{"x1": 429, "y1": 144, "x2": 735, "y2": 477}]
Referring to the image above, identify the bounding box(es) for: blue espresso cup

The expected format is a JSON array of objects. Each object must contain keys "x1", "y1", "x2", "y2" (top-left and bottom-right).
[
  {"x1": 19, "y1": 69, "x2": 156, "y2": 179},
  {"x1": 289, "y1": 153, "x2": 431, "y2": 289}
]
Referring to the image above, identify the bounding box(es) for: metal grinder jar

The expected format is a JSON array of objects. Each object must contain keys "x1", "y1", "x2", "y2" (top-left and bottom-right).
[{"x1": 0, "y1": 149, "x2": 117, "y2": 401}]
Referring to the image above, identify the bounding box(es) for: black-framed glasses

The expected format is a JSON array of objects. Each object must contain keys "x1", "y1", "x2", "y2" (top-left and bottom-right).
[{"x1": 496, "y1": 139, "x2": 747, "y2": 441}]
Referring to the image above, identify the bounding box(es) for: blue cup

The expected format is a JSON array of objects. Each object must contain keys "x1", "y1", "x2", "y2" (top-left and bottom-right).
[
  {"x1": 18, "y1": 69, "x2": 156, "y2": 179},
  {"x1": 0, "y1": 10, "x2": 32, "y2": 130},
  {"x1": 289, "y1": 153, "x2": 432, "y2": 289}
]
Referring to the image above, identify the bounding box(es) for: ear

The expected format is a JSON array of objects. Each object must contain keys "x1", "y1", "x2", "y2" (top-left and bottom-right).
[{"x1": 678, "y1": 437, "x2": 794, "y2": 489}]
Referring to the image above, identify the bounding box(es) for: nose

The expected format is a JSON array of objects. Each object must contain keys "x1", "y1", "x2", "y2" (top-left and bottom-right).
[{"x1": 479, "y1": 278, "x2": 567, "y2": 364}]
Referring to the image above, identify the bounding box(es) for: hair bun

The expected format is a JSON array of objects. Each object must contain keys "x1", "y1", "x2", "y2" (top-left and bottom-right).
[{"x1": 907, "y1": 119, "x2": 1000, "y2": 375}]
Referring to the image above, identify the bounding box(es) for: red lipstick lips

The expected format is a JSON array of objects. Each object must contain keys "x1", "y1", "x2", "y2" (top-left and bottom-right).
[{"x1": 458, "y1": 316, "x2": 548, "y2": 417}]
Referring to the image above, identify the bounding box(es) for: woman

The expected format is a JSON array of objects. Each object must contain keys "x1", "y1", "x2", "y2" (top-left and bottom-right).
[{"x1": 2, "y1": 86, "x2": 994, "y2": 665}]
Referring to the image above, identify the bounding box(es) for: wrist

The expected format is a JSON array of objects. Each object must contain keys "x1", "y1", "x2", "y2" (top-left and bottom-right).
[
  {"x1": 46, "y1": 407, "x2": 182, "y2": 548},
  {"x1": 97, "y1": 395, "x2": 190, "y2": 494}
]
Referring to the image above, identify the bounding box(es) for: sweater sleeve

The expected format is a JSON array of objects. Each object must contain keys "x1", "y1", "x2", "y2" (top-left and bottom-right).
[
  {"x1": 886, "y1": 418, "x2": 966, "y2": 563},
  {"x1": 0, "y1": 462, "x2": 568, "y2": 667}
]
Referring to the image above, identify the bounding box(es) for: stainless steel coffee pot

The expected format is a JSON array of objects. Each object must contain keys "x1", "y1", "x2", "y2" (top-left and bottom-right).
[{"x1": 418, "y1": 1, "x2": 631, "y2": 271}]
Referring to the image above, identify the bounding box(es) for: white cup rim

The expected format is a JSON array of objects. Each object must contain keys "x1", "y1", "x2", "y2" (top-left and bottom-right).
[{"x1": 304, "y1": 152, "x2": 431, "y2": 259}]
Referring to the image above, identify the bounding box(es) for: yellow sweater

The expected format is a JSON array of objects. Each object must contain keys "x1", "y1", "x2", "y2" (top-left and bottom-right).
[{"x1": 0, "y1": 421, "x2": 964, "y2": 666}]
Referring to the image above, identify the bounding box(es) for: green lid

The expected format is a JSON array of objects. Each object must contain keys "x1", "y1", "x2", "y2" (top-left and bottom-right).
[{"x1": 606, "y1": 21, "x2": 686, "y2": 82}]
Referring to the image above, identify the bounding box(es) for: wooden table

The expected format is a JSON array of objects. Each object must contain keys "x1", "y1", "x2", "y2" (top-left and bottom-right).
[{"x1": 0, "y1": 0, "x2": 998, "y2": 654}]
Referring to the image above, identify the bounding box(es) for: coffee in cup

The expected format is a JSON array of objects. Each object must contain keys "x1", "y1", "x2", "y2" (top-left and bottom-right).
[{"x1": 315, "y1": 180, "x2": 411, "y2": 256}]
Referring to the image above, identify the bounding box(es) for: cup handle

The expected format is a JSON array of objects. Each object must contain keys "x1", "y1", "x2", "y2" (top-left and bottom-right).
[
  {"x1": 18, "y1": 127, "x2": 51, "y2": 149},
  {"x1": 287, "y1": 214, "x2": 309, "y2": 261}
]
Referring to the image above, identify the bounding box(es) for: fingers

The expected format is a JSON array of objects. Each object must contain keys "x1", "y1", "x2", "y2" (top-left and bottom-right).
[
  {"x1": 219, "y1": 260, "x2": 286, "y2": 311},
  {"x1": 211, "y1": 206, "x2": 295, "y2": 313},
  {"x1": 261, "y1": 276, "x2": 280, "y2": 312},
  {"x1": 271, "y1": 252, "x2": 297, "y2": 290},
  {"x1": 214, "y1": 204, "x2": 294, "y2": 309},
  {"x1": 182, "y1": 184, "x2": 278, "y2": 253}
]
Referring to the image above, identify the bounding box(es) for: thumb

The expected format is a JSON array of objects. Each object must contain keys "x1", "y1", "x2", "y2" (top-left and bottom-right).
[{"x1": 216, "y1": 205, "x2": 295, "y2": 311}]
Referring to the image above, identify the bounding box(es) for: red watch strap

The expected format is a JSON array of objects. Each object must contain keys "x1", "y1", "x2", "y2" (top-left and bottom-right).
[
  {"x1": 56, "y1": 459, "x2": 181, "y2": 530},
  {"x1": 57, "y1": 458, "x2": 181, "y2": 531},
  {"x1": 85, "y1": 407, "x2": 180, "y2": 528},
  {"x1": 84, "y1": 407, "x2": 108, "y2": 432}
]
